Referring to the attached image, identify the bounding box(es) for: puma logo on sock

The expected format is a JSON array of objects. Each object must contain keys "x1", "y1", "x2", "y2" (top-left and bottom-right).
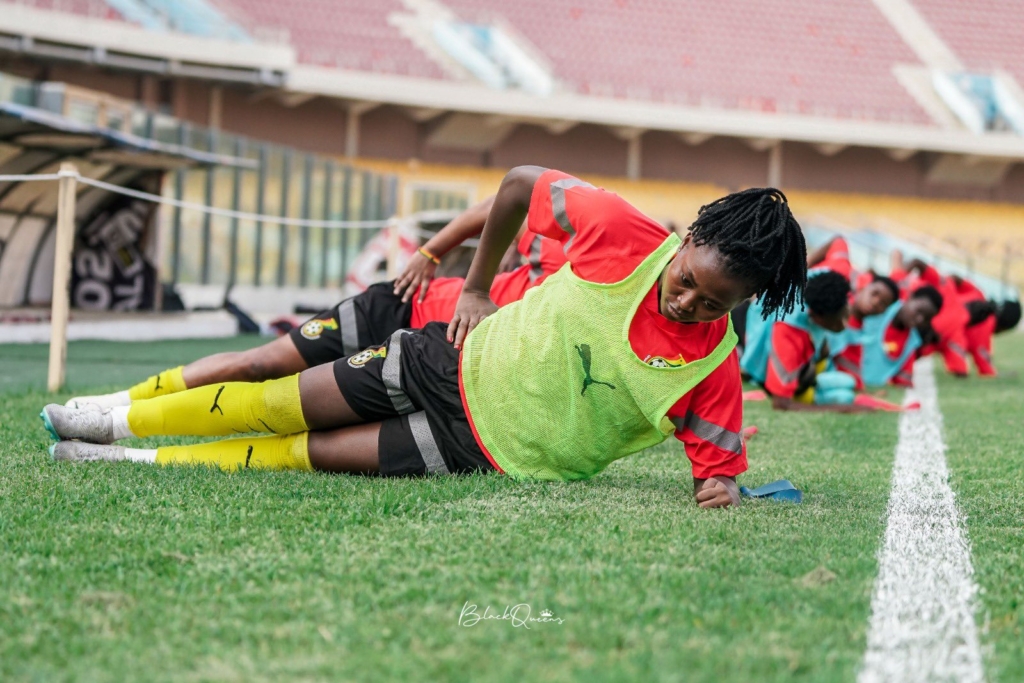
[{"x1": 210, "y1": 386, "x2": 225, "y2": 415}]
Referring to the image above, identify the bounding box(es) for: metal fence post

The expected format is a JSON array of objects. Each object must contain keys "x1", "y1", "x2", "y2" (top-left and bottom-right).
[
  {"x1": 276, "y1": 149, "x2": 292, "y2": 287},
  {"x1": 228, "y1": 136, "x2": 244, "y2": 288},
  {"x1": 254, "y1": 144, "x2": 267, "y2": 286},
  {"x1": 200, "y1": 128, "x2": 216, "y2": 284},
  {"x1": 299, "y1": 153, "x2": 313, "y2": 287}
]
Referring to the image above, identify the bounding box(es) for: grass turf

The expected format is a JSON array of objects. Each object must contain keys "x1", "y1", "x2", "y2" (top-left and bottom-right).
[
  {"x1": 0, "y1": 334, "x2": 1017, "y2": 681},
  {"x1": 938, "y1": 335, "x2": 1024, "y2": 683}
]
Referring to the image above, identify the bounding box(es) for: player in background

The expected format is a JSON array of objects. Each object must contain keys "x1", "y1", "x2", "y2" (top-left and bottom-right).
[
  {"x1": 741, "y1": 269, "x2": 868, "y2": 411},
  {"x1": 42, "y1": 168, "x2": 809, "y2": 509},
  {"x1": 890, "y1": 255, "x2": 970, "y2": 377},
  {"x1": 65, "y1": 196, "x2": 567, "y2": 411},
  {"x1": 950, "y1": 275, "x2": 1021, "y2": 377},
  {"x1": 803, "y1": 236, "x2": 899, "y2": 388}
]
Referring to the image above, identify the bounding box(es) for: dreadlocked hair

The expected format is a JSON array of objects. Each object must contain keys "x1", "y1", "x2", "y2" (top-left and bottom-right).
[
  {"x1": 804, "y1": 271, "x2": 851, "y2": 316},
  {"x1": 688, "y1": 187, "x2": 806, "y2": 320}
]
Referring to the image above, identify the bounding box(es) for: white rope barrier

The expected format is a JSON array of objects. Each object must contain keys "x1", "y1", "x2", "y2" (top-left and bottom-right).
[
  {"x1": 0, "y1": 171, "x2": 477, "y2": 241},
  {"x1": 0, "y1": 173, "x2": 64, "y2": 182},
  {"x1": 0, "y1": 171, "x2": 391, "y2": 230}
]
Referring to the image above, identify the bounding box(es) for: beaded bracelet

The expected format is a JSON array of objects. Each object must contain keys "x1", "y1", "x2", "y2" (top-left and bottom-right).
[{"x1": 418, "y1": 247, "x2": 441, "y2": 265}]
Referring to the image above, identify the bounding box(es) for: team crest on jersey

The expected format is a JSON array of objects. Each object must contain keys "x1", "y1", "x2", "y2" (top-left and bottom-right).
[
  {"x1": 348, "y1": 346, "x2": 387, "y2": 368},
  {"x1": 300, "y1": 318, "x2": 339, "y2": 340},
  {"x1": 646, "y1": 355, "x2": 687, "y2": 368}
]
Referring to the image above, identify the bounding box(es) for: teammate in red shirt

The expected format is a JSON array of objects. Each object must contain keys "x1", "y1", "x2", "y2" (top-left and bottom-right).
[
  {"x1": 747, "y1": 269, "x2": 853, "y2": 409},
  {"x1": 892, "y1": 258, "x2": 970, "y2": 377},
  {"x1": 950, "y1": 275, "x2": 996, "y2": 376},
  {"x1": 949, "y1": 276, "x2": 1021, "y2": 377},
  {"x1": 66, "y1": 196, "x2": 566, "y2": 411},
  {"x1": 748, "y1": 235, "x2": 895, "y2": 410},
  {"x1": 806, "y1": 237, "x2": 899, "y2": 389}
]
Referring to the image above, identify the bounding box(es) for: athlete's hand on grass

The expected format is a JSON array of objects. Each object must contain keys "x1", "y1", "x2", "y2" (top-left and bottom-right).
[
  {"x1": 836, "y1": 403, "x2": 875, "y2": 413},
  {"x1": 448, "y1": 289, "x2": 497, "y2": 350},
  {"x1": 394, "y1": 250, "x2": 438, "y2": 303},
  {"x1": 695, "y1": 476, "x2": 741, "y2": 509}
]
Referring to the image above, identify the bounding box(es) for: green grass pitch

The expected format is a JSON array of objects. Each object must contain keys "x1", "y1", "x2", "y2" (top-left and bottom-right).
[{"x1": 1, "y1": 334, "x2": 1022, "y2": 681}]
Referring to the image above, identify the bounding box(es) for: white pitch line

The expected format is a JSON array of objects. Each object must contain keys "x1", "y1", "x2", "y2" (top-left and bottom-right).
[{"x1": 858, "y1": 357, "x2": 984, "y2": 683}]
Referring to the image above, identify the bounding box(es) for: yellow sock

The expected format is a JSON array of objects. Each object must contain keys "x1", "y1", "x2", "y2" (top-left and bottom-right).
[
  {"x1": 128, "y1": 375, "x2": 308, "y2": 438},
  {"x1": 155, "y1": 433, "x2": 312, "y2": 472},
  {"x1": 129, "y1": 366, "x2": 187, "y2": 400}
]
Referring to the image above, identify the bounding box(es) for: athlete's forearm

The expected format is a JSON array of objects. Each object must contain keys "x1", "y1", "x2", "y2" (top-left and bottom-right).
[
  {"x1": 806, "y1": 237, "x2": 836, "y2": 268},
  {"x1": 421, "y1": 195, "x2": 495, "y2": 259},
  {"x1": 770, "y1": 395, "x2": 871, "y2": 413},
  {"x1": 462, "y1": 166, "x2": 545, "y2": 295}
]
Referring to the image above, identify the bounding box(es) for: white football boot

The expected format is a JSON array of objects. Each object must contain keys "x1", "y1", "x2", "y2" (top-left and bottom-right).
[
  {"x1": 65, "y1": 390, "x2": 131, "y2": 411},
  {"x1": 40, "y1": 404, "x2": 133, "y2": 444}
]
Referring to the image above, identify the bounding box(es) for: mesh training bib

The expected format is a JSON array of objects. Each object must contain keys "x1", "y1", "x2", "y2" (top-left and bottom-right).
[{"x1": 461, "y1": 234, "x2": 737, "y2": 481}]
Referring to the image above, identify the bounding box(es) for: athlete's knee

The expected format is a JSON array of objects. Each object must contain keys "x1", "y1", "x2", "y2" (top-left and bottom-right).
[{"x1": 232, "y1": 348, "x2": 294, "y2": 382}]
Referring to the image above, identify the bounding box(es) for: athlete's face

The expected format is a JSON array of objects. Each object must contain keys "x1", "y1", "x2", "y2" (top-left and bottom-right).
[
  {"x1": 809, "y1": 306, "x2": 850, "y2": 333},
  {"x1": 898, "y1": 297, "x2": 939, "y2": 329},
  {"x1": 853, "y1": 281, "x2": 896, "y2": 319},
  {"x1": 659, "y1": 236, "x2": 754, "y2": 324}
]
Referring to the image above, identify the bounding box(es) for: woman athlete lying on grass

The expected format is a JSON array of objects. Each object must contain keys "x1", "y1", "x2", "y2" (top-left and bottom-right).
[{"x1": 42, "y1": 166, "x2": 807, "y2": 509}]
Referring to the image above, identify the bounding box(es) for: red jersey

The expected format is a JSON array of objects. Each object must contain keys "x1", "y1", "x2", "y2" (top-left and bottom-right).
[
  {"x1": 502, "y1": 169, "x2": 747, "y2": 480},
  {"x1": 956, "y1": 277, "x2": 996, "y2": 375},
  {"x1": 409, "y1": 233, "x2": 566, "y2": 328},
  {"x1": 764, "y1": 323, "x2": 815, "y2": 399},
  {"x1": 818, "y1": 237, "x2": 853, "y2": 281},
  {"x1": 766, "y1": 238, "x2": 853, "y2": 396},
  {"x1": 914, "y1": 266, "x2": 969, "y2": 374},
  {"x1": 487, "y1": 230, "x2": 568, "y2": 308}
]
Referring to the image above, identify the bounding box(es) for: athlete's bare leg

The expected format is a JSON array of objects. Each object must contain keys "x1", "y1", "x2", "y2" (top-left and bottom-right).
[
  {"x1": 182, "y1": 334, "x2": 309, "y2": 387},
  {"x1": 307, "y1": 423, "x2": 381, "y2": 474},
  {"x1": 297, "y1": 361, "x2": 365, "y2": 428}
]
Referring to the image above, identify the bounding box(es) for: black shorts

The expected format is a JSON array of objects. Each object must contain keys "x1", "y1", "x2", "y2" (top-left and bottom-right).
[
  {"x1": 290, "y1": 282, "x2": 412, "y2": 367},
  {"x1": 332, "y1": 322, "x2": 494, "y2": 478}
]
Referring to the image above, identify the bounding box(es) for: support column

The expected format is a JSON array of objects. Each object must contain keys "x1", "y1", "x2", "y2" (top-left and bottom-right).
[
  {"x1": 768, "y1": 142, "x2": 783, "y2": 188},
  {"x1": 613, "y1": 127, "x2": 645, "y2": 180},
  {"x1": 345, "y1": 102, "x2": 379, "y2": 160},
  {"x1": 208, "y1": 86, "x2": 223, "y2": 131}
]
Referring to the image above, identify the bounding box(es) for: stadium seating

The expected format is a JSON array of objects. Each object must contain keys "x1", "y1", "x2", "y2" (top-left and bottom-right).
[
  {"x1": 0, "y1": 0, "x2": 122, "y2": 21},
  {"x1": 913, "y1": 0, "x2": 1024, "y2": 88},
  {"x1": 215, "y1": 0, "x2": 447, "y2": 77},
  {"x1": 443, "y1": 0, "x2": 932, "y2": 123},
  {"x1": 12, "y1": 0, "x2": 939, "y2": 124}
]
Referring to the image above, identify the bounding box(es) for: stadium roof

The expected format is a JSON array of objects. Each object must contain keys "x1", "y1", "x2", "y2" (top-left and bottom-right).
[{"x1": 4, "y1": 0, "x2": 1024, "y2": 160}]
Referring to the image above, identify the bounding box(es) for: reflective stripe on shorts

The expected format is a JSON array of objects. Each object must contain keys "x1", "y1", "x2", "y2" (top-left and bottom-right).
[
  {"x1": 382, "y1": 330, "x2": 414, "y2": 414},
  {"x1": 338, "y1": 298, "x2": 360, "y2": 356},
  {"x1": 408, "y1": 412, "x2": 449, "y2": 474}
]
